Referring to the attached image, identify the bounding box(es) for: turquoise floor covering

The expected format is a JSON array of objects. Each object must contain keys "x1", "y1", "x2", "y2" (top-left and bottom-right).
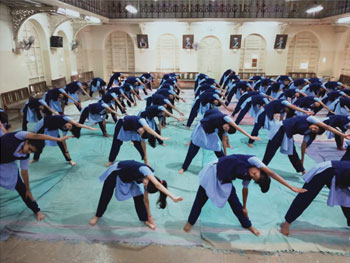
[{"x1": 0, "y1": 90, "x2": 349, "y2": 254}]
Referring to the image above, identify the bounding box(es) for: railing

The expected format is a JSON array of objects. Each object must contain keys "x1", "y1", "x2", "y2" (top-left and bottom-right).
[{"x1": 60, "y1": 0, "x2": 350, "y2": 19}]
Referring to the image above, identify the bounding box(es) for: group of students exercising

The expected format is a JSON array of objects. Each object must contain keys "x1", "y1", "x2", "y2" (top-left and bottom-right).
[{"x1": 0, "y1": 69, "x2": 349, "y2": 239}]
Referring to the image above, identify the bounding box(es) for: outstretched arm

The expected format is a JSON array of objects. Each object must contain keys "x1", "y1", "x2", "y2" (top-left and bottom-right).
[
  {"x1": 260, "y1": 166, "x2": 307, "y2": 193},
  {"x1": 105, "y1": 105, "x2": 119, "y2": 116},
  {"x1": 288, "y1": 104, "x2": 313, "y2": 115},
  {"x1": 143, "y1": 125, "x2": 170, "y2": 141},
  {"x1": 146, "y1": 174, "x2": 183, "y2": 202},
  {"x1": 43, "y1": 104, "x2": 58, "y2": 115},
  {"x1": 163, "y1": 109, "x2": 184, "y2": 121},
  {"x1": 25, "y1": 132, "x2": 72, "y2": 142},
  {"x1": 168, "y1": 103, "x2": 184, "y2": 116},
  {"x1": 228, "y1": 120, "x2": 261, "y2": 141},
  {"x1": 317, "y1": 121, "x2": 350, "y2": 139},
  {"x1": 69, "y1": 120, "x2": 98, "y2": 131},
  {"x1": 80, "y1": 86, "x2": 92, "y2": 99}
]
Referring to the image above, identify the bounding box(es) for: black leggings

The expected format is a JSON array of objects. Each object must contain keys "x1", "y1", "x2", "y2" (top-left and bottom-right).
[
  {"x1": 15, "y1": 172, "x2": 40, "y2": 214},
  {"x1": 95, "y1": 172, "x2": 148, "y2": 221},
  {"x1": 108, "y1": 120, "x2": 145, "y2": 162}
]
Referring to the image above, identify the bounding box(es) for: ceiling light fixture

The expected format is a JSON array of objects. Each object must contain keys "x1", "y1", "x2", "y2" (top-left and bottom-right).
[
  {"x1": 306, "y1": 5, "x2": 323, "y2": 14},
  {"x1": 337, "y1": 16, "x2": 350, "y2": 24},
  {"x1": 125, "y1": 5, "x2": 138, "y2": 14},
  {"x1": 85, "y1": 16, "x2": 101, "y2": 23}
]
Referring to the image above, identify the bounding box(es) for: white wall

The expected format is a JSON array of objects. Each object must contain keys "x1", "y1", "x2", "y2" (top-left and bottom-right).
[{"x1": 1, "y1": 4, "x2": 349, "y2": 98}]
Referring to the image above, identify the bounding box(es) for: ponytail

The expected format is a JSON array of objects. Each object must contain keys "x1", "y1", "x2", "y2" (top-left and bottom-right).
[{"x1": 146, "y1": 176, "x2": 168, "y2": 209}]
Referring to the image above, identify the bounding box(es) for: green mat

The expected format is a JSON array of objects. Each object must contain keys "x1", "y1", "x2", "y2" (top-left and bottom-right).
[{"x1": 0, "y1": 91, "x2": 349, "y2": 254}]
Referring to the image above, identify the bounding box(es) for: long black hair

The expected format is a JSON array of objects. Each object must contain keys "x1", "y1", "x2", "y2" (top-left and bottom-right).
[
  {"x1": 27, "y1": 139, "x2": 45, "y2": 152},
  {"x1": 256, "y1": 170, "x2": 271, "y2": 193},
  {"x1": 146, "y1": 176, "x2": 168, "y2": 209}
]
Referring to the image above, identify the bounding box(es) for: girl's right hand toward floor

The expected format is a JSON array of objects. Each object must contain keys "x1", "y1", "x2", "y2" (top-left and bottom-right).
[
  {"x1": 60, "y1": 136, "x2": 74, "y2": 142},
  {"x1": 291, "y1": 186, "x2": 307, "y2": 193},
  {"x1": 249, "y1": 226, "x2": 260, "y2": 236},
  {"x1": 161, "y1": 137, "x2": 171, "y2": 141},
  {"x1": 172, "y1": 196, "x2": 183, "y2": 203}
]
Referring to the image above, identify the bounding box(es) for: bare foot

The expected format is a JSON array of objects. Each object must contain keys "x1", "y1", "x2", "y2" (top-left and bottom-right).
[
  {"x1": 103, "y1": 133, "x2": 110, "y2": 138},
  {"x1": 89, "y1": 216, "x2": 100, "y2": 226},
  {"x1": 183, "y1": 222, "x2": 192, "y2": 232},
  {"x1": 248, "y1": 143, "x2": 253, "y2": 148},
  {"x1": 248, "y1": 226, "x2": 260, "y2": 236},
  {"x1": 280, "y1": 222, "x2": 290, "y2": 236},
  {"x1": 36, "y1": 211, "x2": 45, "y2": 221},
  {"x1": 160, "y1": 143, "x2": 167, "y2": 147},
  {"x1": 144, "y1": 221, "x2": 156, "y2": 230},
  {"x1": 186, "y1": 126, "x2": 190, "y2": 130},
  {"x1": 69, "y1": 160, "x2": 76, "y2": 166},
  {"x1": 29, "y1": 159, "x2": 38, "y2": 164},
  {"x1": 227, "y1": 145, "x2": 233, "y2": 149},
  {"x1": 105, "y1": 161, "x2": 113, "y2": 167},
  {"x1": 302, "y1": 171, "x2": 306, "y2": 175},
  {"x1": 178, "y1": 169, "x2": 184, "y2": 175},
  {"x1": 185, "y1": 142, "x2": 190, "y2": 146},
  {"x1": 337, "y1": 147, "x2": 346, "y2": 151}
]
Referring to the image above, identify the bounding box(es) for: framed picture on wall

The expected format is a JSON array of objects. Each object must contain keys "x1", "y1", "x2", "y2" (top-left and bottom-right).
[
  {"x1": 229, "y1": 35, "x2": 242, "y2": 49},
  {"x1": 274, "y1": 34, "x2": 288, "y2": 49},
  {"x1": 137, "y1": 34, "x2": 149, "y2": 49},
  {"x1": 183, "y1": 35, "x2": 194, "y2": 49}
]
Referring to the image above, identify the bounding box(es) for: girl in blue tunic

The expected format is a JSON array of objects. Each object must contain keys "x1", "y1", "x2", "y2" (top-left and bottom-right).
[
  {"x1": 43, "y1": 88, "x2": 78, "y2": 115},
  {"x1": 0, "y1": 131, "x2": 71, "y2": 221},
  {"x1": 323, "y1": 115, "x2": 350, "y2": 150},
  {"x1": 31, "y1": 115, "x2": 97, "y2": 166},
  {"x1": 89, "y1": 77, "x2": 106, "y2": 97},
  {"x1": 234, "y1": 94, "x2": 270, "y2": 125},
  {"x1": 107, "y1": 72, "x2": 123, "y2": 90},
  {"x1": 21, "y1": 97, "x2": 57, "y2": 131},
  {"x1": 178, "y1": 109, "x2": 261, "y2": 174},
  {"x1": 290, "y1": 96, "x2": 333, "y2": 117},
  {"x1": 140, "y1": 73, "x2": 153, "y2": 92},
  {"x1": 329, "y1": 97, "x2": 350, "y2": 116},
  {"x1": 139, "y1": 105, "x2": 184, "y2": 147},
  {"x1": 248, "y1": 99, "x2": 313, "y2": 147},
  {"x1": 183, "y1": 154, "x2": 306, "y2": 235},
  {"x1": 63, "y1": 81, "x2": 91, "y2": 112},
  {"x1": 89, "y1": 160, "x2": 183, "y2": 229},
  {"x1": 262, "y1": 116, "x2": 350, "y2": 174},
  {"x1": 281, "y1": 161, "x2": 350, "y2": 236},
  {"x1": 105, "y1": 116, "x2": 170, "y2": 167},
  {"x1": 79, "y1": 102, "x2": 119, "y2": 137}
]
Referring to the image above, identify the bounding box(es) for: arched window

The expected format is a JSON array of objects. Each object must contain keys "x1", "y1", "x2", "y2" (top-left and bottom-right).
[
  {"x1": 198, "y1": 36, "x2": 222, "y2": 80},
  {"x1": 156, "y1": 34, "x2": 179, "y2": 72},
  {"x1": 341, "y1": 34, "x2": 350, "y2": 76},
  {"x1": 18, "y1": 20, "x2": 45, "y2": 84},
  {"x1": 287, "y1": 31, "x2": 320, "y2": 73},
  {"x1": 239, "y1": 34, "x2": 266, "y2": 73},
  {"x1": 104, "y1": 31, "x2": 135, "y2": 76},
  {"x1": 75, "y1": 31, "x2": 89, "y2": 74}
]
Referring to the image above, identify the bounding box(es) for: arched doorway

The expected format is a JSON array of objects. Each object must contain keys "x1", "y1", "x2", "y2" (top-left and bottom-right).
[
  {"x1": 18, "y1": 20, "x2": 45, "y2": 84},
  {"x1": 341, "y1": 34, "x2": 350, "y2": 76},
  {"x1": 198, "y1": 36, "x2": 222, "y2": 80},
  {"x1": 239, "y1": 34, "x2": 266, "y2": 74},
  {"x1": 104, "y1": 31, "x2": 135, "y2": 78},
  {"x1": 156, "y1": 34, "x2": 180, "y2": 72},
  {"x1": 287, "y1": 31, "x2": 320, "y2": 73}
]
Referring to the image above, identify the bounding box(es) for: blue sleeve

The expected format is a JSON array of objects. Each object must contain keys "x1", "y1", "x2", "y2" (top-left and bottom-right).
[
  {"x1": 136, "y1": 78, "x2": 141, "y2": 83},
  {"x1": 157, "y1": 106, "x2": 166, "y2": 111},
  {"x1": 77, "y1": 82, "x2": 82, "y2": 88},
  {"x1": 313, "y1": 97, "x2": 321, "y2": 102},
  {"x1": 281, "y1": 100, "x2": 291, "y2": 107},
  {"x1": 101, "y1": 103, "x2": 108, "y2": 108},
  {"x1": 340, "y1": 91, "x2": 346, "y2": 96},
  {"x1": 97, "y1": 81, "x2": 100, "y2": 86},
  {"x1": 169, "y1": 90, "x2": 176, "y2": 95},
  {"x1": 223, "y1": 116, "x2": 232, "y2": 123},
  {"x1": 63, "y1": 116, "x2": 72, "y2": 122},
  {"x1": 213, "y1": 94, "x2": 220, "y2": 100},
  {"x1": 242, "y1": 180, "x2": 251, "y2": 189},
  {"x1": 59, "y1": 88, "x2": 66, "y2": 93},
  {"x1": 248, "y1": 157, "x2": 266, "y2": 168},
  {"x1": 119, "y1": 89, "x2": 124, "y2": 95},
  {"x1": 19, "y1": 158, "x2": 30, "y2": 170},
  {"x1": 210, "y1": 85, "x2": 216, "y2": 89},
  {"x1": 138, "y1": 118, "x2": 149, "y2": 127},
  {"x1": 139, "y1": 166, "x2": 154, "y2": 176},
  {"x1": 15, "y1": 131, "x2": 29, "y2": 140},
  {"x1": 111, "y1": 93, "x2": 117, "y2": 98},
  {"x1": 164, "y1": 99, "x2": 171, "y2": 105},
  {"x1": 263, "y1": 98, "x2": 269, "y2": 104},
  {"x1": 39, "y1": 99, "x2": 48, "y2": 107},
  {"x1": 306, "y1": 116, "x2": 320, "y2": 124}
]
